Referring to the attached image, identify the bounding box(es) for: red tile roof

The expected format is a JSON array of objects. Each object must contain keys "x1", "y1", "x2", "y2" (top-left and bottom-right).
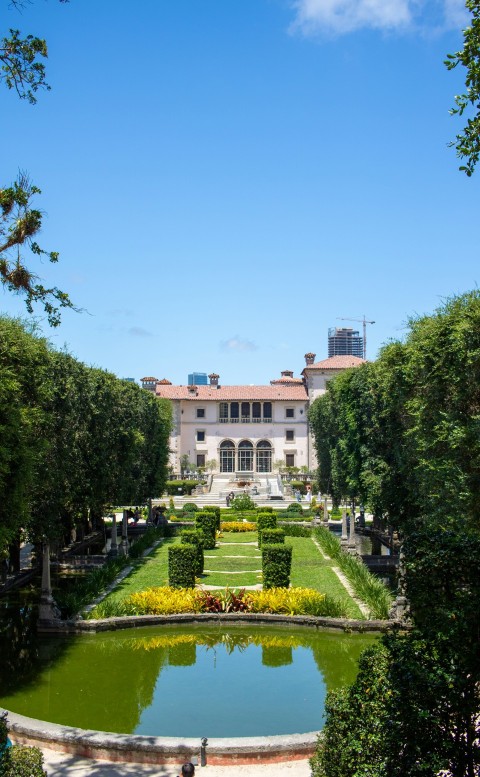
[
  {"x1": 270, "y1": 377, "x2": 304, "y2": 385},
  {"x1": 155, "y1": 384, "x2": 308, "y2": 401},
  {"x1": 304, "y1": 355, "x2": 366, "y2": 370}
]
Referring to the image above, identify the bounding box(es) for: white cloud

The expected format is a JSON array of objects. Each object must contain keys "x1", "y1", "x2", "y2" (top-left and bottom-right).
[
  {"x1": 289, "y1": 0, "x2": 467, "y2": 35},
  {"x1": 443, "y1": 0, "x2": 469, "y2": 28},
  {"x1": 290, "y1": 0, "x2": 412, "y2": 35},
  {"x1": 220, "y1": 336, "x2": 258, "y2": 352}
]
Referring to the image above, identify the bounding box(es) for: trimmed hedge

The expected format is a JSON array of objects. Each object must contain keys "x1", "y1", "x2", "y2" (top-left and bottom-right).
[
  {"x1": 262, "y1": 544, "x2": 292, "y2": 589},
  {"x1": 165, "y1": 480, "x2": 199, "y2": 496},
  {"x1": 182, "y1": 502, "x2": 199, "y2": 513},
  {"x1": 262, "y1": 528, "x2": 285, "y2": 545},
  {"x1": 282, "y1": 524, "x2": 313, "y2": 538},
  {"x1": 195, "y1": 512, "x2": 217, "y2": 549},
  {"x1": 286, "y1": 502, "x2": 304, "y2": 514},
  {"x1": 181, "y1": 529, "x2": 204, "y2": 575},
  {"x1": 203, "y1": 505, "x2": 221, "y2": 529},
  {"x1": 257, "y1": 513, "x2": 277, "y2": 547},
  {"x1": 168, "y1": 545, "x2": 196, "y2": 588}
]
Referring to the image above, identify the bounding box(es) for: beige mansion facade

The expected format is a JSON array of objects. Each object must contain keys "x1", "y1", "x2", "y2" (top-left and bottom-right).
[{"x1": 142, "y1": 354, "x2": 365, "y2": 476}]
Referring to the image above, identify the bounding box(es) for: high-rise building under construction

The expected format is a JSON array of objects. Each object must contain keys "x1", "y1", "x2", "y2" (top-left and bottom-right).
[{"x1": 328, "y1": 327, "x2": 364, "y2": 358}]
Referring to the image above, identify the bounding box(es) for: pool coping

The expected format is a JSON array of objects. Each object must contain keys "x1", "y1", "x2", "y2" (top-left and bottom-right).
[
  {"x1": 9, "y1": 615, "x2": 398, "y2": 764},
  {"x1": 4, "y1": 709, "x2": 319, "y2": 765}
]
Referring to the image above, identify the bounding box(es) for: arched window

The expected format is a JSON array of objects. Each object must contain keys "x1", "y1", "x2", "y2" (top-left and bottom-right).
[
  {"x1": 238, "y1": 440, "x2": 254, "y2": 472},
  {"x1": 256, "y1": 440, "x2": 272, "y2": 473},
  {"x1": 220, "y1": 440, "x2": 235, "y2": 473}
]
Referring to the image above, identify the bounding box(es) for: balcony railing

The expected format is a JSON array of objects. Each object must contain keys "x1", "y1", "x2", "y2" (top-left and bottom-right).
[{"x1": 219, "y1": 417, "x2": 271, "y2": 423}]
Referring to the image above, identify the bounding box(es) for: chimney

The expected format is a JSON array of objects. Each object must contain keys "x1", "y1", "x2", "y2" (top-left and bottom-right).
[
  {"x1": 209, "y1": 373, "x2": 219, "y2": 388},
  {"x1": 304, "y1": 353, "x2": 316, "y2": 366},
  {"x1": 281, "y1": 370, "x2": 294, "y2": 378},
  {"x1": 188, "y1": 385, "x2": 198, "y2": 396}
]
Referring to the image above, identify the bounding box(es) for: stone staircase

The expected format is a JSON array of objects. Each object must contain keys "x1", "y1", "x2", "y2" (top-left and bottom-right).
[{"x1": 166, "y1": 473, "x2": 297, "y2": 509}]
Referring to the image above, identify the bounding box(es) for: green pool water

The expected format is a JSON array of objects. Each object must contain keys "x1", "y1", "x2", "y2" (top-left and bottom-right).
[{"x1": 0, "y1": 623, "x2": 376, "y2": 738}]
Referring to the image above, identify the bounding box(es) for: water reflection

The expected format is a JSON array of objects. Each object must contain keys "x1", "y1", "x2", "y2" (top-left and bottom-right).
[{"x1": 0, "y1": 624, "x2": 376, "y2": 738}]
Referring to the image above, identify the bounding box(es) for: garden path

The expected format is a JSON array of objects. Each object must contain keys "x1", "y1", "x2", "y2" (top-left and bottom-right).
[{"x1": 197, "y1": 535, "x2": 263, "y2": 590}]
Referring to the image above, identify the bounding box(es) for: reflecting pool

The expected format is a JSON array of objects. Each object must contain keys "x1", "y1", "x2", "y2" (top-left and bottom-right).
[{"x1": 0, "y1": 623, "x2": 376, "y2": 738}]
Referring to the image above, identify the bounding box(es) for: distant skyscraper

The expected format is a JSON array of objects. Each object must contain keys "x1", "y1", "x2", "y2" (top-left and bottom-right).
[
  {"x1": 328, "y1": 327, "x2": 364, "y2": 358},
  {"x1": 188, "y1": 372, "x2": 208, "y2": 386}
]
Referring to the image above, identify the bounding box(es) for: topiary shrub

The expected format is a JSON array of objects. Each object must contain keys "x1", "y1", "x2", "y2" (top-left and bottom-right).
[
  {"x1": 165, "y1": 480, "x2": 198, "y2": 496},
  {"x1": 262, "y1": 544, "x2": 292, "y2": 589},
  {"x1": 286, "y1": 502, "x2": 304, "y2": 514},
  {"x1": 257, "y1": 513, "x2": 277, "y2": 547},
  {"x1": 195, "y1": 512, "x2": 217, "y2": 549},
  {"x1": 259, "y1": 505, "x2": 274, "y2": 513},
  {"x1": 262, "y1": 528, "x2": 285, "y2": 546},
  {"x1": 203, "y1": 505, "x2": 221, "y2": 529},
  {"x1": 183, "y1": 502, "x2": 199, "y2": 513},
  {"x1": 1, "y1": 745, "x2": 47, "y2": 777},
  {"x1": 231, "y1": 493, "x2": 256, "y2": 511},
  {"x1": 168, "y1": 545, "x2": 196, "y2": 588},
  {"x1": 181, "y1": 529, "x2": 204, "y2": 575}
]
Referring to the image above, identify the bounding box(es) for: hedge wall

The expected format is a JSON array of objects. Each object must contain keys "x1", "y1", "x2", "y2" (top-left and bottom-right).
[
  {"x1": 261, "y1": 528, "x2": 285, "y2": 546},
  {"x1": 195, "y1": 512, "x2": 217, "y2": 549},
  {"x1": 165, "y1": 480, "x2": 199, "y2": 496},
  {"x1": 168, "y1": 545, "x2": 196, "y2": 588},
  {"x1": 203, "y1": 505, "x2": 221, "y2": 529},
  {"x1": 181, "y1": 529, "x2": 205, "y2": 575},
  {"x1": 257, "y1": 513, "x2": 277, "y2": 547},
  {"x1": 262, "y1": 544, "x2": 292, "y2": 589}
]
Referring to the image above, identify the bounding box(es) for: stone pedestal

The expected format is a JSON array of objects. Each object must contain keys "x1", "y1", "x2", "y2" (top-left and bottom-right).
[
  {"x1": 347, "y1": 506, "x2": 357, "y2": 554},
  {"x1": 323, "y1": 498, "x2": 329, "y2": 527},
  {"x1": 341, "y1": 510, "x2": 348, "y2": 547},
  {"x1": 108, "y1": 514, "x2": 118, "y2": 557},
  {"x1": 38, "y1": 542, "x2": 61, "y2": 622},
  {"x1": 120, "y1": 510, "x2": 129, "y2": 556}
]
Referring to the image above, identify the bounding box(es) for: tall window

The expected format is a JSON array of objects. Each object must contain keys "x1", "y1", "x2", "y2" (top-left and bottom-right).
[
  {"x1": 285, "y1": 453, "x2": 295, "y2": 467},
  {"x1": 252, "y1": 402, "x2": 261, "y2": 422},
  {"x1": 241, "y1": 402, "x2": 250, "y2": 422},
  {"x1": 220, "y1": 440, "x2": 235, "y2": 472},
  {"x1": 197, "y1": 454, "x2": 206, "y2": 467},
  {"x1": 230, "y1": 402, "x2": 239, "y2": 422},
  {"x1": 263, "y1": 402, "x2": 272, "y2": 421},
  {"x1": 238, "y1": 440, "x2": 254, "y2": 472},
  {"x1": 256, "y1": 440, "x2": 272, "y2": 473},
  {"x1": 219, "y1": 402, "x2": 228, "y2": 422}
]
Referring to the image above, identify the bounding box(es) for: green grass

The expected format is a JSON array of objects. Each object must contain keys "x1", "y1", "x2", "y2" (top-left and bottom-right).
[
  {"x1": 101, "y1": 536, "x2": 179, "y2": 604},
  {"x1": 288, "y1": 537, "x2": 363, "y2": 619},
  {"x1": 218, "y1": 531, "x2": 257, "y2": 543},
  {"x1": 91, "y1": 530, "x2": 369, "y2": 619}
]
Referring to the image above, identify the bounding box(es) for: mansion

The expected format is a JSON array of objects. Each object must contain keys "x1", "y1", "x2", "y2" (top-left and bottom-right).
[{"x1": 142, "y1": 354, "x2": 364, "y2": 478}]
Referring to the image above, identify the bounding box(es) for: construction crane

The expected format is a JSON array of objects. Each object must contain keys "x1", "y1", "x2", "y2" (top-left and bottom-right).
[{"x1": 336, "y1": 316, "x2": 375, "y2": 360}]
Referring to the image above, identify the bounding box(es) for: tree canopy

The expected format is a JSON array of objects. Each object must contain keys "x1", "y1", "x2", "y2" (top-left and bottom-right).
[
  {"x1": 446, "y1": 0, "x2": 480, "y2": 175},
  {"x1": 1, "y1": 1, "x2": 73, "y2": 325},
  {"x1": 309, "y1": 290, "x2": 480, "y2": 777}
]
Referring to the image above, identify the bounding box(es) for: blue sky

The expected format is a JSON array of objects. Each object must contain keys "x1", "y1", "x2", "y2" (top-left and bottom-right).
[{"x1": 1, "y1": 0, "x2": 478, "y2": 385}]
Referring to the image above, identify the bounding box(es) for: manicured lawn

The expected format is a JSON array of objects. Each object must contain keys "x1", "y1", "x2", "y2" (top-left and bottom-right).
[
  {"x1": 288, "y1": 536, "x2": 363, "y2": 618},
  {"x1": 100, "y1": 530, "x2": 363, "y2": 617}
]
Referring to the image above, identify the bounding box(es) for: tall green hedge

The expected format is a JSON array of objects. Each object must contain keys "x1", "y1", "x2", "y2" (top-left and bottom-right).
[
  {"x1": 257, "y1": 513, "x2": 277, "y2": 547},
  {"x1": 262, "y1": 544, "x2": 292, "y2": 589},
  {"x1": 262, "y1": 528, "x2": 285, "y2": 545},
  {"x1": 181, "y1": 529, "x2": 205, "y2": 575},
  {"x1": 203, "y1": 505, "x2": 221, "y2": 529},
  {"x1": 195, "y1": 512, "x2": 217, "y2": 549},
  {"x1": 168, "y1": 545, "x2": 196, "y2": 588}
]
